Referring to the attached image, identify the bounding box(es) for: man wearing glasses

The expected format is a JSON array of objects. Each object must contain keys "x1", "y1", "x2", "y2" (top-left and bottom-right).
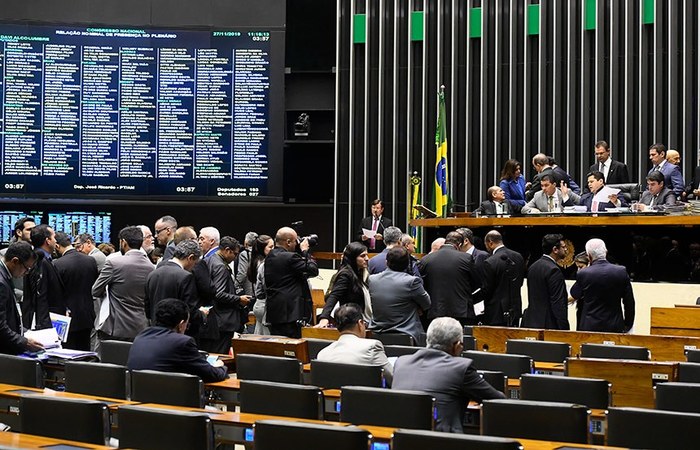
[
  {"x1": 73, "y1": 233, "x2": 107, "y2": 272},
  {"x1": 154, "y1": 215, "x2": 178, "y2": 267}
]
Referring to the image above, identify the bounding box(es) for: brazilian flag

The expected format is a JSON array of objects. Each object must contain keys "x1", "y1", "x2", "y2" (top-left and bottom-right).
[{"x1": 434, "y1": 87, "x2": 449, "y2": 217}]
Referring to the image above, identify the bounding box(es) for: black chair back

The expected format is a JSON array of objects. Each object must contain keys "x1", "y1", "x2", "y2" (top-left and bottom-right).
[
  {"x1": 99, "y1": 340, "x2": 133, "y2": 365},
  {"x1": 607, "y1": 406, "x2": 700, "y2": 449},
  {"x1": 119, "y1": 405, "x2": 214, "y2": 450},
  {"x1": 463, "y1": 325, "x2": 473, "y2": 335},
  {"x1": 607, "y1": 183, "x2": 641, "y2": 202},
  {"x1": 373, "y1": 332, "x2": 415, "y2": 346},
  {"x1": 310, "y1": 360, "x2": 384, "y2": 389},
  {"x1": 0, "y1": 354, "x2": 43, "y2": 388},
  {"x1": 19, "y1": 396, "x2": 109, "y2": 445},
  {"x1": 462, "y1": 350, "x2": 533, "y2": 379},
  {"x1": 392, "y1": 429, "x2": 522, "y2": 450},
  {"x1": 305, "y1": 338, "x2": 334, "y2": 360},
  {"x1": 340, "y1": 386, "x2": 435, "y2": 429},
  {"x1": 579, "y1": 343, "x2": 650, "y2": 360},
  {"x1": 384, "y1": 345, "x2": 422, "y2": 357},
  {"x1": 236, "y1": 354, "x2": 304, "y2": 384},
  {"x1": 64, "y1": 361, "x2": 129, "y2": 399},
  {"x1": 254, "y1": 419, "x2": 370, "y2": 450},
  {"x1": 130, "y1": 370, "x2": 204, "y2": 408},
  {"x1": 520, "y1": 374, "x2": 610, "y2": 409},
  {"x1": 481, "y1": 399, "x2": 589, "y2": 444},
  {"x1": 679, "y1": 362, "x2": 700, "y2": 382},
  {"x1": 462, "y1": 335, "x2": 476, "y2": 351},
  {"x1": 478, "y1": 370, "x2": 508, "y2": 394},
  {"x1": 655, "y1": 382, "x2": 700, "y2": 414},
  {"x1": 506, "y1": 339, "x2": 570, "y2": 363},
  {"x1": 686, "y1": 348, "x2": 700, "y2": 363},
  {"x1": 240, "y1": 380, "x2": 324, "y2": 419}
]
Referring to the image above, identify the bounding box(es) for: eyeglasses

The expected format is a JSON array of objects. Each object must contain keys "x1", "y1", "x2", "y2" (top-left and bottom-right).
[
  {"x1": 143, "y1": 234, "x2": 154, "y2": 240},
  {"x1": 155, "y1": 227, "x2": 169, "y2": 235},
  {"x1": 22, "y1": 261, "x2": 35, "y2": 272}
]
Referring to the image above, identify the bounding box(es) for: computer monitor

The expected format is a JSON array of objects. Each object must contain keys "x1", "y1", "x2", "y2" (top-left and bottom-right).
[
  {"x1": 48, "y1": 211, "x2": 111, "y2": 244},
  {"x1": 0, "y1": 211, "x2": 43, "y2": 245}
]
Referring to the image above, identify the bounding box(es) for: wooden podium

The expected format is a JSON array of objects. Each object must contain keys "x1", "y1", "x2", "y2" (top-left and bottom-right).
[{"x1": 231, "y1": 335, "x2": 310, "y2": 363}]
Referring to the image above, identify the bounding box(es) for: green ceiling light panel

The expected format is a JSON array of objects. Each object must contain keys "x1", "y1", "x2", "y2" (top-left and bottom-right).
[
  {"x1": 469, "y1": 7, "x2": 482, "y2": 38},
  {"x1": 354, "y1": 14, "x2": 366, "y2": 44},
  {"x1": 584, "y1": 0, "x2": 596, "y2": 30},
  {"x1": 527, "y1": 4, "x2": 540, "y2": 36},
  {"x1": 411, "y1": 11, "x2": 424, "y2": 41},
  {"x1": 642, "y1": 0, "x2": 655, "y2": 25}
]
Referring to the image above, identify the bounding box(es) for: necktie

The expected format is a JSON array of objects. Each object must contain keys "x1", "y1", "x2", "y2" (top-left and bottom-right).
[
  {"x1": 548, "y1": 196, "x2": 554, "y2": 212},
  {"x1": 651, "y1": 195, "x2": 657, "y2": 207},
  {"x1": 370, "y1": 218, "x2": 378, "y2": 249},
  {"x1": 600, "y1": 162, "x2": 604, "y2": 173}
]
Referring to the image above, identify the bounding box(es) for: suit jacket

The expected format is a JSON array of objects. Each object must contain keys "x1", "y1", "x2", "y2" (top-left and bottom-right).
[
  {"x1": 368, "y1": 269, "x2": 430, "y2": 344},
  {"x1": 570, "y1": 259, "x2": 635, "y2": 332},
  {"x1": 499, "y1": 177, "x2": 526, "y2": 207},
  {"x1": 685, "y1": 165, "x2": 700, "y2": 198},
  {"x1": 649, "y1": 161, "x2": 685, "y2": 196},
  {"x1": 521, "y1": 189, "x2": 580, "y2": 214},
  {"x1": 0, "y1": 261, "x2": 28, "y2": 355},
  {"x1": 578, "y1": 190, "x2": 628, "y2": 212},
  {"x1": 88, "y1": 248, "x2": 107, "y2": 273},
  {"x1": 368, "y1": 248, "x2": 421, "y2": 277},
  {"x1": 235, "y1": 248, "x2": 253, "y2": 296},
  {"x1": 357, "y1": 216, "x2": 392, "y2": 252},
  {"x1": 525, "y1": 167, "x2": 562, "y2": 201},
  {"x1": 552, "y1": 166, "x2": 580, "y2": 194},
  {"x1": 22, "y1": 250, "x2": 64, "y2": 330},
  {"x1": 92, "y1": 249, "x2": 155, "y2": 339},
  {"x1": 208, "y1": 252, "x2": 246, "y2": 334},
  {"x1": 418, "y1": 245, "x2": 480, "y2": 321},
  {"x1": 319, "y1": 267, "x2": 367, "y2": 320},
  {"x1": 481, "y1": 247, "x2": 525, "y2": 326},
  {"x1": 157, "y1": 241, "x2": 177, "y2": 267},
  {"x1": 145, "y1": 260, "x2": 202, "y2": 336},
  {"x1": 639, "y1": 188, "x2": 676, "y2": 208},
  {"x1": 128, "y1": 326, "x2": 228, "y2": 383},
  {"x1": 264, "y1": 247, "x2": 319, "y2": 325},
  {"x1": 589, "y1": 159, "x2": 630, "y2": 185},
  {"x1": 474, "y1": 200, "x2": 518, "y2": 216},
  {"x1": 392, "y1": 348, "x2": 506, "y2": 433},
  {"x1": 522, "y1": 256, "x2": 569, "y2": 329},
  {"x1": 317, "y1": 333, "x2": 394, "y2": 386},
  {"x1": 53, "y1": 249, "x2": 99, "y2": 331}
]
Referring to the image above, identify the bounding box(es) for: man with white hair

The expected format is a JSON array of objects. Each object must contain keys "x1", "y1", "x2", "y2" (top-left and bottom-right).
[
  {"x1": 392, "y1": 317, "x2": 505, "y2": 433},
  {"x1": 570, "y1": 238, "x2": 635, "y2": 332},
  {"x1": 197, "y1": 227, "x2": 220, "y2": 260}
]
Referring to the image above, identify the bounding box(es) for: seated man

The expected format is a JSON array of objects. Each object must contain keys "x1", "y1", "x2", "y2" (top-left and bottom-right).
[
  {"x1": 521, "y1": 174, "x2": 580, "y2": 214},
  {"x1": 636, "y1": 170, "x2": 676, "y2": 211},
  {"x1": 473, "y1": 186, "x2": 518, "y2": 216},
  {"x1": 577, "y1": 171, "x2": 626, "y2": 212},
  {"x1": 392, "y1": 317, "x2": 506, "y2": 433},
  {"x1": 127, "y1": 298, "x2": 228, "y2": 383},
  {"x1": 317, "y1": 303, "x2": 393, "y2": 386}
]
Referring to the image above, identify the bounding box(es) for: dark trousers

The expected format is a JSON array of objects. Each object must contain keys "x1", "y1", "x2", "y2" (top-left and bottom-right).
[
  {"x1": 200, "y1": 332, "x2": 234, "y2": 354},
  {"x1": 64, "y1": 328, "x2": 92, "y2": 351},
  {"x1": 269, "y1": 322, "x2": 301, "y2": 338}
]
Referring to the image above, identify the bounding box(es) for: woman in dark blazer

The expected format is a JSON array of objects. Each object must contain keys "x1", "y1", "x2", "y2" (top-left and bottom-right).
[
  {"x1": 247, "y1": 234, "x2": 274, "y2": 335},
  {"x1": 316, "y1": 242, "x2": 369, "y2": 327},
  {"x1": 499, "y1": 159, "x2": 527, "y2": 208}
]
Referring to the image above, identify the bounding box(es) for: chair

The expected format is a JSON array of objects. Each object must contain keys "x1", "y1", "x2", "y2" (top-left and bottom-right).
[
  {"x1": 384, "y1": 345, "x2": 421, "y2": 357},
  {"x1": 239, "y1": 380, "x2": 324, "y2": 419},
  {"x1": 119, "y1": 405, "x2": 215, "y2": 450},
  {"x1": 373, "y1": 332, "x2": 415, "y2": 346},
  {"x1": 130, "y1": 370, "x2": 204, "y2": 408},
  {"x1": 607, "y1": 183, "x2": 641, "y2": 202},
  {"x1": 505, "y1": 339, "x2": 570, "y2": 363},
  {"x1": 254, "y1": 419, "x2": 370, "y2": 450},
  {"x1": 478, "y1": 370, "x2": 508, "y2": 394},
  {"x1": 64, "y1": 361, "x2": 129, "y2": 399},
  {"x1": 235, "y1": 354, "x2": 304, "y2": 384},
  {"x1": 686, "y1": 348, "x2": 700, "y2": 363},
  {"x1": 310, "y1": 360, "x2": 384, "y2": 389},
  {"x1": 305, "y1": 338, "x2": 334, "y2": 359},
  {"x1": 519, "y1": 374, "x2": 610, "y2": 409},
  {"x1": 678, "y1": 362, "x2": 700, "y2": 382},
  {"x1": 462, "y1": 350, "x2": 533, "y2": 379},
  {"x1": 99, "y1": 340, "x2": 133, "y2": 365},
  {"x1": 580, "y1": 343, "x2": 650, "y2": 360},
  {"x1": 0, "y1": 354, "x2": 43, "y2": 388},
  {"x1": 463, "y1": 325, "x2": 473, "y2": 335},
  {"x1": 462, "y1": 335, "x2": 476, "y2": 351},
  {"x1": 391, "y1": 429, "x2": 522, "y2": 450},
  {"x1": 19, "y1": 396, "x2": 109, "y2": 445},
  {"x1": 339, "y1": 386, "x2": 435, "y2": 429},
  {"x1": 655, "y1": 382, "x2": 700, "y2": 414},
  {"x1": 607, "y1": 406, "x2": 700, "y2": 449},
  {"x1": 481, "y1": 399, "x2": 589, "y2": 444}
]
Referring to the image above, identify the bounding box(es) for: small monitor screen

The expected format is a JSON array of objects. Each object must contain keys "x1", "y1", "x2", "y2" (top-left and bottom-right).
[
  {"x1": 0, "y1": 210, "x2": 43, "y2": 244},
  {"x1": 48, "y1": 211, "x2": 111, "y2": 244}
]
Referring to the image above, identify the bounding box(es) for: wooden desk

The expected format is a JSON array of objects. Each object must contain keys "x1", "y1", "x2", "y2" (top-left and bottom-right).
[
  {"x1": 0, "y1": 430, "x2": 113, "y2": 449},
  {"x1": 565, "y1": 358, "x2": 678, "y2": 408},
  {"x1": 231, "y1": 334, "x2": 310, "y2": 363},
  {"x1": 472, "y1": 326, "x2": 544, "y2": 353},
  {"x1": 410, "y1": 215, "x2": 700, "y2": 228},
  {"x1": 650, "y1": 306, "x2": 700, "y2": 337}
]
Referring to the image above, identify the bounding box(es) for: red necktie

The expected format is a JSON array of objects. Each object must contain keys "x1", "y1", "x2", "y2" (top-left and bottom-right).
[{"x1": 370, "y1": 218, "x2": 378, "y2": 249}]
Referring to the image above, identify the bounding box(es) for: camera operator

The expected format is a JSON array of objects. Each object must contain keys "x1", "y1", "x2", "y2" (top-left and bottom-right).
[{"x1": 263, "y1": 226, "x2": 319, "y2": 338}]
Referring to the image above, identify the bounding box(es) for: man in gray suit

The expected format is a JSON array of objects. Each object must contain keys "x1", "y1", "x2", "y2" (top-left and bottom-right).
[
  {"x1": 369, "y1": 246, "x2": 430, "y2": 344},
  {"x1": 521, "y1": 174, "x2": 580, "y2": 214},
  {"x1": 392, "y1": 317, "x2": 506, "y2": 433},
  {"x1": 317, "y1": 303, "x2": 394, "y2": 386},
  {"x1": 635, "y1": 170, "x2": 676, "y2": 211},
  {"x1": 92, "y1": 226, "x2": 155, "y2": 341}
]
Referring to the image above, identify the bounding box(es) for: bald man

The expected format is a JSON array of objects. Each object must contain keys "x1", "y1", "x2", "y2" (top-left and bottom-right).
[{"x1": 263, "y1": 227, "x2": 319, "y2": 337}]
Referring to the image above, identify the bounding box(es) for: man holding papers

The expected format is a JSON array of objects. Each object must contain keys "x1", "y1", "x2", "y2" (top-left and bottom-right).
[{"x1": 577, "y1": 171, "x2": 627, "y2": 212}]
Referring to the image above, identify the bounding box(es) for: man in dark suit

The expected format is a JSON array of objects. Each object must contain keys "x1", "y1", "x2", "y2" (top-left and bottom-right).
[
  {"x1": 145, "y1": 240, "x2": 203, "y2": 338},
  {"x1": 455, "y1": 227, "x2": 488, "y2": 282},
  {"x1": 648, "y1": 143, "x2": 684, "y2": 196},
  {"x1": 128, "y1": 298, "x2": 227, "y2": 383},
  {"x1": 392, "y1": 317, "x2": 505, "y2": 433},
  {"x1": 199, "y1": 237, "x2": 251, "y2": 353},
  {"x1": 154, "y1": 215, "x2": 178, "y2": 266},
  {"x1": 357, "y1": 199, "x2": 392, "y2": 252},
  {"x1": 570, "y1": 238, "x2": 635, "y2": 332},
  {"x1": 53, "y1": 232, "x2": 99, "y2": 350},
  {"x1": 525, "y1": 153, "x2": 561, "y2": 201},
  {"x1": 589, "y1": 140, "x2": 630, "y2": 185},
  {"x1": 636, "y1": 170, "x2": 677, "y2": 211},
  {"x1": 23, "y1": 224, "x2": 63, "y2": 330},
  {"x1": 577, "y1": 171, "x2": 627, "y2": 212},
  {"x1": 474, "y1": 186, "x2": 518, "y2": 216},
  {"x1": 264, "y1": 227, "x2": 319, "y2": 338},
  {"x1": 522, "y1": 234, "x2": 569, "y2": 330},
  {"x1": 419, "y1": 231, "x2": 481, "y2": 325},
  {"x1": 0, "y1": 242, "x2": 42, "y2": 355},
  {"x1": 549, "y1": 157, "x2": 581, "y2": 194},
  {"x1": 481, "y1": 230, "x2": 525, "y2": 327}
]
